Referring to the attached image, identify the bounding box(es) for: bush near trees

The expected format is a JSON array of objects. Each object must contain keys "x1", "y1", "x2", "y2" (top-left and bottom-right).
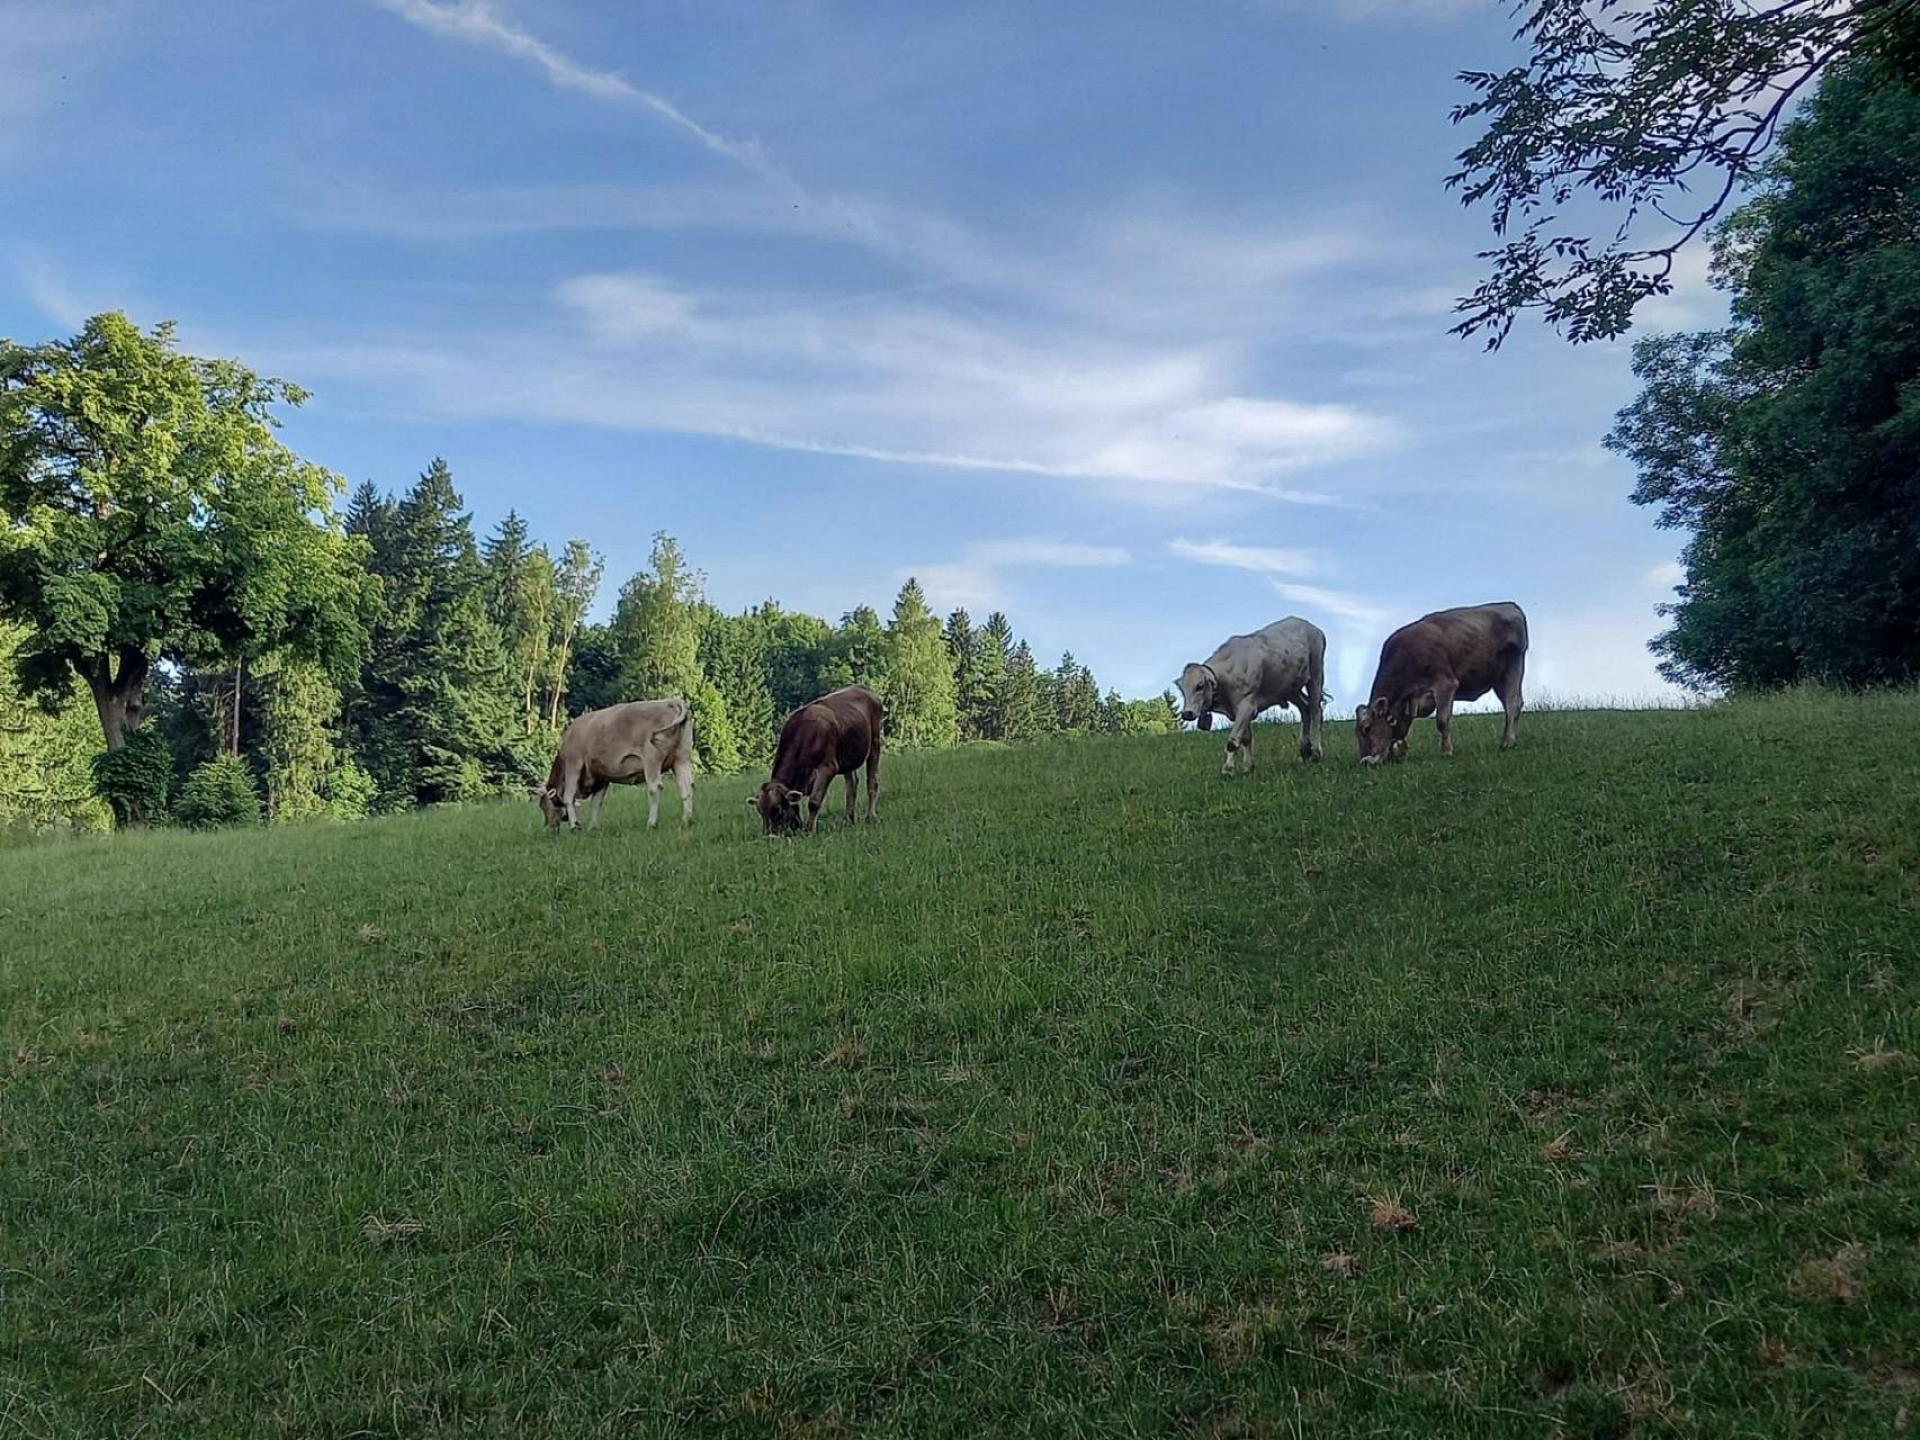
[{"x1": 0, "y1": 317, "x2": 1162, "y2": 832}]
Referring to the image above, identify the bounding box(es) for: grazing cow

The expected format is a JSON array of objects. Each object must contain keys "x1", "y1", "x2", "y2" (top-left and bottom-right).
[
  {"x1": 539, "y1": 697, "x2": 695, "y2": 829},
  {"x1": 1354, "y1": 601, "x2": 1528, "y2": 765},
  {"x1": 1176, "y1": 616, "x2": 1326, "y2": 776},
  {"x1": 752, "y1": 685, "x2": 883, "y2": 835}
]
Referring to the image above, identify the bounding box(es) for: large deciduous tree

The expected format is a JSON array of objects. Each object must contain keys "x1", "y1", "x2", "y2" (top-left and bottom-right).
[
  {"x1": 0, "y1": 313, "x2": 371, "y2": 749},
  {"x1": 1450, "y1": 0, "x2": 1920, "y2": 346},
  {"x1": 1607, "y1": 57, "x2": 1920, "y2": 689},
  {"x1": 883, "y1": 579, "x2": 958, "y2": 749}
]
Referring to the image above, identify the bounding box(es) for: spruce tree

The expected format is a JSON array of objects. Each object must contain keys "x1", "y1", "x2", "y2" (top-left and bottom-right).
[
  {"x1": 353, "y1": 459, "x2": 515, "y2": 805},
  {"x1": 977, "y1": 612, "x2": 1014, "y2": 740},
  {"x1": 1002, "y1": 641, "x2": 1043, "y2": 742},
  {"x1": 943, "y1": 608, "x2": 993, "y2": 741}
]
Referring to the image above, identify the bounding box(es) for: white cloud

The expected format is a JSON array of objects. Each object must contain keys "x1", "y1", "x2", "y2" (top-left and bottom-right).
[
  {"x1": 904, "y1": 537, "x2": 1135, "y2": 615},
  {"x1": 366, "y1": 0, "x2": 769, "y2": 169},
  {"x1": 1644, "y1": 560, "x2": 1685, "y2": 590},
  {"x1": 1169, "y1": 538, "x2": 1319, "y2": 577},
  {"x1": 1268, "y1": 581, "x2": 1390, "y2": 627},
  {"x1": 973, "y1": 539, "x2": 1132, "y2": 568},
  {"x1": 911, "y1": 564, "x2": 1004, "y2": 614}
]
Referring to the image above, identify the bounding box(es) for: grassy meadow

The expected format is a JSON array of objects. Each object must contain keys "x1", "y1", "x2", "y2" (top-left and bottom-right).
[{"x1": 2, "y1": 692, "x2": 1917, "y2": 1438}]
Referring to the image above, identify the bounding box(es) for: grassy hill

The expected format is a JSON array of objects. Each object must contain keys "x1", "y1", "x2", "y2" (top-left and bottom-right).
[{"x1": 3, "y1": 694, "x2": 1916, "y2": 1438}]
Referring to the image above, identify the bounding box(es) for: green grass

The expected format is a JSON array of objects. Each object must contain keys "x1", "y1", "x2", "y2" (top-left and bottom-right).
[{"x1": 3, "y1": 693, "x2": 1917, "y2": 1438}]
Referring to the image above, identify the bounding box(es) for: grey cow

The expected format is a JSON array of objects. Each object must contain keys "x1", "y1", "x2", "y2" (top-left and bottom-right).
[
  {"x1": 1176, "y1": 617, "x2": 1327, "y2": 775},
  {"x1": 539, "y1": 696, "x2": 696, "y2": 830}
]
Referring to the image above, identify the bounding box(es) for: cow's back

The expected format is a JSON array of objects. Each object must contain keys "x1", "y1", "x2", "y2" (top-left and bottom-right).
[
  {"x1": 772, "y1": 685, "x2": 882, "y2": 784},
  {"x1": 1376, "y1": 603, "x2": 1526, "y2": 700},
  {"x1": 1212, "y1": 617, "x2": 1322, "y2": 700},
  {"x1": 563, "y1": 697, "x2": 690, "y2": 777}
]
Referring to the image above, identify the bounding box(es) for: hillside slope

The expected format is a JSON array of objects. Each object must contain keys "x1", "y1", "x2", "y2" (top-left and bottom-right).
[{"x1": 3, "y1": 696, "x2": 1917, "y2": 1437}]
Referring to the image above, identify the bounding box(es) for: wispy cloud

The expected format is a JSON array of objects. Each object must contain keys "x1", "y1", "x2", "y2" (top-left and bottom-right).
[
  {"x1": 282, "y1": 8, "x2": 1410, "y2": 498},
  {"x1": 366, "y1": 0, "x2": 769, "y2": 169},
  {"x1": 1268, "y1": 580, "x2": 1389, "y2": 627},
  {"x1": 1644, "y1": 560, "x2": 1685, "y2": 590},
  {"x1": 1169, "y1": 537, "x2": 1320, "y2": 577},
  {"x1": 909, "y1": 537, "x2": 1135, "y2": 614},
  {"x1": 973, "y1": 539, "x2": 1132, "y2": 568}
]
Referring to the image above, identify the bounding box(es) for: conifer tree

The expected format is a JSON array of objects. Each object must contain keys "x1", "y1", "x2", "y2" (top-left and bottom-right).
[{"x1": 1000, "y1": 640, "x2": 1043, "y2": 742}]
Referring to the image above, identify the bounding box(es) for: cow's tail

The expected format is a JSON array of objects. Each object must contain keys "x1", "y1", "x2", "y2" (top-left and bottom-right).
[{"x1": 656, "y1": 695, "x2": 695, "y2": 752}]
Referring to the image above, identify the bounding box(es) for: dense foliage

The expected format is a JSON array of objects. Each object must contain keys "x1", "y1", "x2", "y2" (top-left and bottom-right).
[
  {"x1": 1608, "y1": 58, "x2": 1920, "y2": 690},
  {"x1": 173, "y1": 754, "x2": 262, "y2": 830},
  {"x1": 1450, "y1": 0, "x2": 1920, "y2": 346},
  {"x1": 0, "y1": 316, "x2": 1171, "y2": 832}
]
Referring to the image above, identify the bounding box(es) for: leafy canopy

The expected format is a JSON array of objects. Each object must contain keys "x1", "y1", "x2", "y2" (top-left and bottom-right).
[{"x1": 1450, "y1": 0, "x2": 1920, "y2": 346}]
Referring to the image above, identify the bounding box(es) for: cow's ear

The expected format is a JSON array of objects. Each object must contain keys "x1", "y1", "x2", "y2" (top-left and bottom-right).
[
  {"x1": 1353, "y1": 703, "x2": 1369, "y2": 721},
  {"x1": 1371, "y1": 697, "x2": 1390, "y2": 717}
]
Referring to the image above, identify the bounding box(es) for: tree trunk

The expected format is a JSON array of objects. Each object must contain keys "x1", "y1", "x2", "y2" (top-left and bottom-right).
[
  {"x1": 84, "y1": 649, "x2": 150, "y2": 750},
  {"x1": 230, "y1": 656, "x2": 244, "y2": 757}
]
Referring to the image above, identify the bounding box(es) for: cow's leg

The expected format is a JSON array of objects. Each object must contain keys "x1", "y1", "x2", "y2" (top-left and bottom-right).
[
  {"x1": 864, "y1": 746, "x2": 881, "y2": 821},
  {"x1": 1497, "y1": 651, "x2": 1526, "y2": 751},
  {"x1": 673, "y1": 753, "x2": 695, "y2": 824},
  {"x1": 1226, "y1": 703, "x2": 1258, "y2": 775},
  {"x1": 844, "y1": 768, "x2": 859, "y2": 826},
  {"x1": 1433, "y1": 679, "x2": 1460, "y2": 757},
  {"x1": 1302, "y1": 661, "x2": 1325, "y2": 762},
  {"x1": 588, "y1": 786, "x2": 606, "y2": 830},
  {"x1": 643, "y1": 756, "x2": 664, "y2": 829}
]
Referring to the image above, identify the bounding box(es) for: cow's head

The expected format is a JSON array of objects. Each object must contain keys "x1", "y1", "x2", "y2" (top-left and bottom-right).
[
  {"x1": 751, "y1": 782, "x2": 808, "y2": 835},
  {"x1": 537, "y1": 786, "x2": 566, "y2": 828},
  {"x1": 1353, "y1": 696, "x2": 1414, "y2": 765},
  {"x1": 1176, "y1": 663, "x2": 1217, "y2": 731}
]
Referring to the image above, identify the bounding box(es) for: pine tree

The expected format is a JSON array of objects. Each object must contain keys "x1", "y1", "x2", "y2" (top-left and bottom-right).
[
  {"x1": 1053, "y1": 652, "x2": 1102, "y2": 733},
  {"x1": 943, "y1": 608, "x2": 993, "y2": 741},
  {"x1": 482, "y1": 511, "x2": 556, "y2": 732},
  {"x1": 882, "y1": 580, "x2": 958, "y2": 750},
  {"x1": 977, "y1": 612, "x2": 1014, "y2": 740},
  {"x1": 353, "y1": 459, "x2": 515, "y2": 805},
  {"x1": 1001, "y1": 641, "x2": 1043, "y2": 742}
]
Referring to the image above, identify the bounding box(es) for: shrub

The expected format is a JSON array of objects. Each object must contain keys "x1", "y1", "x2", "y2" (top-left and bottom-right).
[
  {"x1": 91, "y1": 729, "x2": 174, "y2": 827},
  {"x1": 324, "y1": 761, "x2": 378, "y2": 821},
  {"x1": 174, "y1": 754, "x2": 262, "y2": 829}
]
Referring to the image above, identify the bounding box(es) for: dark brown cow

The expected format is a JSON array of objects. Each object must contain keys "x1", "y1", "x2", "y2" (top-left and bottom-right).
[
  {"x1": 1354, "y1": 602, "x2": 1528, "y2": 764},
  {"x1": 751, "y1": 685, "x2": 884, "y2": 835}
]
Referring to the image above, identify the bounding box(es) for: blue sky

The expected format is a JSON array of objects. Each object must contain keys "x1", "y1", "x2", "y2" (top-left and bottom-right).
[{"x1": 2, "y1": 0, "x2": 1717, "y2": 704}]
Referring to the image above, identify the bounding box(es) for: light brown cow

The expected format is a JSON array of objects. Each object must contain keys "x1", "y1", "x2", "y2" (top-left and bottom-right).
[
  {"x1": 539, "y1": 697, "x2": 695, "y2": 829},
  {"x1": 1354, "y1": 602, "x2": 1528, "y2": 764}
]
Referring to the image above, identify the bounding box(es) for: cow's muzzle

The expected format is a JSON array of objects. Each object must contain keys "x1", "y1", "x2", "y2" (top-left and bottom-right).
[{"x1": 1360, "y1": 754, "x2": 1381, "y2": 767}]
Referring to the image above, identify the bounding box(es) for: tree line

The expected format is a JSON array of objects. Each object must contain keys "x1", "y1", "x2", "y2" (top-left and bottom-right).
[{"x1": 0, "y1": 316, "x2": 1171, "y2": 832}]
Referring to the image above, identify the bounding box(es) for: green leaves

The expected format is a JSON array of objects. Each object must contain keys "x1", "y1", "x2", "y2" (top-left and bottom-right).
[
  {"x1": 0, "y1": 313, "x2": 372, "y2": 748},
  {"x1": 1609, "y1": 59, "x2": 1920, "y2": 689}
]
